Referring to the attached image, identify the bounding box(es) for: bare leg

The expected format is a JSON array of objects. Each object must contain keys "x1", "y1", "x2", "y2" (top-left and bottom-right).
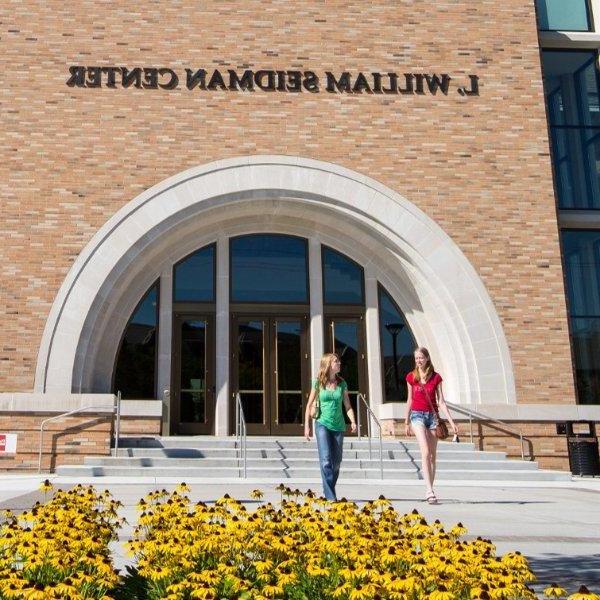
[
  {"x1": 427, "y1": 429, "x2": 438, "y2": 486},
  {"x1": 412, "y1": 424, "x2": 434, "y2": 496}
]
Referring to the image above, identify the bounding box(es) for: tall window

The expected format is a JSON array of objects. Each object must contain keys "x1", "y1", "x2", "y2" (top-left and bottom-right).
[
  {"x1": 174, "y1": 244, "x2": 215, "y2": 302},
  {"x1": 535, "y1": 0, "x2": 591, "y2": 31},
  {"x1": 542, "y1": 50, "x2": 600, "y2": 209},
  {"x1": 113, "y1": 282, "x2": 159, "y2": 399},
  {"x1": 230, "y1": 234, "x2": 308, "y2": 303},
  {"x1": 322, "y1": 246, "x2": 364, "y2": 305},
  {"x1": 378, "y1": 285, "x2": 416, "y2": 403},
  {"x1": 562, "y1": 230, "x2": 600, "y2": 404}
]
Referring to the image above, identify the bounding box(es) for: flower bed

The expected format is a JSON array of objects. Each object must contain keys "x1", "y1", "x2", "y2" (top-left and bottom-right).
[
  {"x1": 0, "y1": 483, "x2": 122, "y2": 598},
  {"x1": 0, "y1": 484, "x2": 598, "y2": 599}
]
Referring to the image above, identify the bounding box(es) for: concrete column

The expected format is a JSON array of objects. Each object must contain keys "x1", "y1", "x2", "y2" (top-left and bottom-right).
[
  {"x1": 214, "y1": 236, "x2": 230, "y2": 435},
  {"x1": 156, "y1": 267, "x2": 173, "y2": 434},
  {"x1": 309, "y1": 238, "x2": 324, "y2": 377},
  {"x1": 364, "y1": 265, "x2": 384, "y2": 413}
]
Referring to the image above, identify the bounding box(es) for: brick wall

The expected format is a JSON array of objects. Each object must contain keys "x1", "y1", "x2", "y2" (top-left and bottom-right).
[
  {"x1": 0, "y1": 0, "x2": 575, "y2": 407},
  {"x1": 0, "y1": 413, "x2": 161, "y2": 471}
]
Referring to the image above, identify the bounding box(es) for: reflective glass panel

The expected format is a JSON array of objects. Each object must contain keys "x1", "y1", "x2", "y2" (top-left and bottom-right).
[
  {"x1": 330, "y1": 319, "x2": 360, "y2": 422},
  {"x1": 174, "y1": 245, "x2": 215, "y2": 302},
  {"x1": 571, "y1": 317, "x2": 600, "y2": 404},
  {"x1": 276, "y1": 321, "x2": 303, "y2": 424},
  {"x1": 179, "y1": 320, "x2": 207, "y2": 423},
  {"x1": 562, "y1": 231, "x2": 600, "y2": 404},
  {"x1": 230, "y1": 235, "x2": 308, "y2": 302},
  {"x1": 378, "y1": 285, "x2": 417, "y2": 403},
  {"x1": 562, "y1": 230, "x2": 600, "y2": 316},
  {"x1": 542, "y1": 51, "x2": 600, "y2": 208},
  {"x1": 113, "y1": 283, "x2": 158, "y2": 399},
  {"x1": 536, "y1": 0, "x2": 590, "y2": 31},
  {"x1": 322, "y1": 247, "x2": 365, "y2": 305},
  {"x1": 237, "y1": 320, "x2": 265, "y2": 423}
]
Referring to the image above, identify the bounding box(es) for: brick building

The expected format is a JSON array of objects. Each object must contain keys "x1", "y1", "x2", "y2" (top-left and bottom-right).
[{"x1": 1, "y1": 0, "x2": 599, "y2": 470}]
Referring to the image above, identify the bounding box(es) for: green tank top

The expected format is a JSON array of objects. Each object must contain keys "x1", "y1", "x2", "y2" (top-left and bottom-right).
[{"x1": 313, "y1": 378, "x2": 347, "y2": 432}]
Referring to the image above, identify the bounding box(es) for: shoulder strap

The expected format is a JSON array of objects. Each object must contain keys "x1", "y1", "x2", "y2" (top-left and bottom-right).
[{"x1": 423, "y1": 379, "x2": 439, "y2": 415}]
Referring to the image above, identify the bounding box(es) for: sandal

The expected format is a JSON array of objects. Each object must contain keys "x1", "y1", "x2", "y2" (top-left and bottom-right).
[{"x1": 425, "y1": 493, "x2": 438, "y2": 505}]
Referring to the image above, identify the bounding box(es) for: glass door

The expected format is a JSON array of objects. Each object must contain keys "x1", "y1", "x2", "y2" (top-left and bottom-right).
[
  {"x1": 231, "y1": 315, "x2": 309, "y2": 435},
  {"x1": 325, "y1": 315, "x2": 368, "y2": 435},
  {"x1": 171, "y1": 315, "x2": 215, "y2": 434}
]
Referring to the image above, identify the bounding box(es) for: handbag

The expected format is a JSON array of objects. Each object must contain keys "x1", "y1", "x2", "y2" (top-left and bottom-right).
[
  {"x1": 310, "y1": 396, "x2": 320, "y2": 420},
  {"x1": 424, "y1": 384, "x2": 449, "y2": 441}
]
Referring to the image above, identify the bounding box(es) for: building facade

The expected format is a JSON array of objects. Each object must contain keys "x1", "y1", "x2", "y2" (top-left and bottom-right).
[{"x1": 1, "y1": 0, "x2": 599, "y2": 470}]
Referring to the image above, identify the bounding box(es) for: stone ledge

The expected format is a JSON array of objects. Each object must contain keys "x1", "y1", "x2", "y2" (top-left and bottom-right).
[{"x1": 0, "y1": 394, "x2": 162, "y2": 417}]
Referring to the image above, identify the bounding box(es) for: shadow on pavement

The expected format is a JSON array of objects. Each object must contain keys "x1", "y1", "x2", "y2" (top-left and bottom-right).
[{"x1": 529, "y1": 553, "x2": 600, "y2": 590}]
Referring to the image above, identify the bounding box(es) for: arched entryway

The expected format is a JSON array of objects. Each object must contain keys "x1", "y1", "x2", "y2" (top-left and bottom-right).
[{"x1": 35, "y1": 156, "x2": 516, "y2": 434}]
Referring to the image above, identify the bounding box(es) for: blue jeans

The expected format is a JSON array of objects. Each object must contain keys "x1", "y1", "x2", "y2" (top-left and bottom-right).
[{"x1": 315, "y1": 420, "x2": 344, "y2": 501}]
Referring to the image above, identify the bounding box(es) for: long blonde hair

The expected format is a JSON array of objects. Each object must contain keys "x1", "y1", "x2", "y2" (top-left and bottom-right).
[
  {"x1": 316, "y1": 353, "x2": 342, "y2": 390},
  {"x1": 412, "y1": 347, "x2": 435, "y2": 383}
]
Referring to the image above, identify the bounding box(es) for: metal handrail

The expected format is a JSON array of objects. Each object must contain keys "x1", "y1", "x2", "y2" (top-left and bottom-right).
[
  {"x1": 234, "y1": 392, "x2": 247, "y2": 478},
  {"x1": 356, "y1": 393, "x2": 383, "y2": 479},
  {"x1": 444, "y1": 400, "x2": 528, "y2": 461},
  {"x1": 37, "y1": 399, "x2": 118, "y2": 473}
]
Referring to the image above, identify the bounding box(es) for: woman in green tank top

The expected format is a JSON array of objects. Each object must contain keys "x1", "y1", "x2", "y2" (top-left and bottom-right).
[{"x1": 304, "y1": 353, "x2": 357, "y2": 501}]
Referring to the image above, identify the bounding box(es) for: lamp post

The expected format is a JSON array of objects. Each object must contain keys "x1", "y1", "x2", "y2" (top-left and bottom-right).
[{"x1": 385, "y1": 322, "x2": 404, "y2": 397}]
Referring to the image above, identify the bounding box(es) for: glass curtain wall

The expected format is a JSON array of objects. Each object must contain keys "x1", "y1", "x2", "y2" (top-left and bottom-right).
[
  {"x1": 562, "y1": 230, "x2": 600, "y2": 404},
  {"x1": 542, "y1": 50, "x2": 600, "y2": 209}
]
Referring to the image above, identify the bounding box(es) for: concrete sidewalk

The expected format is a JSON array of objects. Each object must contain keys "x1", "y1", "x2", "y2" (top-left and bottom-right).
[{"x1": 0, "y1": 475, "x2": 599, "y2": 594}]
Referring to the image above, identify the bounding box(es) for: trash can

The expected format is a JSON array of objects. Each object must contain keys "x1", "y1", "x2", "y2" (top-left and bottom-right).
[{"x1": 566, "y1": 421, "x2": 600, "y2": 476}]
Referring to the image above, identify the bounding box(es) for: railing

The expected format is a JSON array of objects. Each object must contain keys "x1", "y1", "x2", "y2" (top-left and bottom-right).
[
  {"x1": 356, "y1": 393, "x2": 384, "y2": 479},
  {"x1": 37, "y1": 393, "x2": 121, "y2": 473},
  {"x1": 444, "y1": 400, "x2": 528, "y2": 461},
  {"x1": 234, "y1": 392, "x2": 247, "y2": 478}
]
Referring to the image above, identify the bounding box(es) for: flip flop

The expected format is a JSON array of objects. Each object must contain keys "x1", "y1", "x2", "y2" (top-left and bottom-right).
[{"x1": 425, "y1": 493, "x2": 438, "y2": 505}]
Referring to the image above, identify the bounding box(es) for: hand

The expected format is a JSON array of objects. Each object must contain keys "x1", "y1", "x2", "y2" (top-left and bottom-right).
[
  {"x1": 350, "y1": 422, "x2": 357, "y2": 433},
  {"x1": 304, "y1": 424, "x2": 311, "y2": 441},
  {"x1": 404, "y1": 422, "x2": 411, "y2": 437}
]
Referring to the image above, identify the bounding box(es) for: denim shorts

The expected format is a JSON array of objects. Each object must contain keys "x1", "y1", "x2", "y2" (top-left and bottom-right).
[{"x1": 410, "y1": 410, "x2": 438, "y2": 431}]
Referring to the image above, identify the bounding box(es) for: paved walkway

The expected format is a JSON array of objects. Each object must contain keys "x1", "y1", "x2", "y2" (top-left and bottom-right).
[{"x1": 0, "y1": 475, "x2": 599, "y2": 594}]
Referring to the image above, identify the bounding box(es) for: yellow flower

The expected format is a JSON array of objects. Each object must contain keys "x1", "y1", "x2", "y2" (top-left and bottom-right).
[
  {"x1": 250, "y1": 489, "x2": 264, "y2": 500},
  {"x1": 39, "y1": 479, "x2": 53, "y2": 493},
  {"x1": 568, "y1": 586, "x2": 600, "y2": 600},
  {"x1": 545, "y1": 583, "x2": 568, "y2": 598},
  {"x1": 430, "y1": 584, "x2": 457, "y2": 600}
]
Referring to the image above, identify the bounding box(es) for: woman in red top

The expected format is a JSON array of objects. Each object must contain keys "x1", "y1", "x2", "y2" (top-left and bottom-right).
[{"x1": 404, "y1": 347, "x2": 458, "y2": 504}]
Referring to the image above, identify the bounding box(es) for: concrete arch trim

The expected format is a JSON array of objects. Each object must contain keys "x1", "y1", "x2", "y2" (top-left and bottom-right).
[{"x1": 35, "y1": 156, "x2": 516, "y2": 405}]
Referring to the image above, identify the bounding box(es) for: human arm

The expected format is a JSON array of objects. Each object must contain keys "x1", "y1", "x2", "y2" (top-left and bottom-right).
[
  {"x1": 304, "y1": 387, "x2": 317, "y2": 440},
  {"x1": 342, "y1": 388, "x2": 357, "y2": 433},
  {"x1": 405, "y1": 382, "x2": 412, "y2": 436},
  {"x1": 436, "y1": 383, "x2": 458, "y2": 434}
]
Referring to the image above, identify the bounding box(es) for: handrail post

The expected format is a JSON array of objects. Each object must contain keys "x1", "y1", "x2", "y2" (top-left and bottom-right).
[
  {"x1": 519, "y1": 433, "x2": 525, "y2": 461},
  {"x1": 367, "y1": 404, "x2": 372, "y2": 460},
  {"x1": 357, "y1": 396, "x2": 361, "y2": 440},
  {"x1": 38, "y1": 421, "x2": 46, "y2": 473},
  {"x1": 357, "y1": 394, "x2": 383, "y2": 480},
  {"x1": 235, "y1": 393, "x2": 247, "y2": 479},
  {"x1": 113, "y1": 391, "x2": 122, "y2": 458}
]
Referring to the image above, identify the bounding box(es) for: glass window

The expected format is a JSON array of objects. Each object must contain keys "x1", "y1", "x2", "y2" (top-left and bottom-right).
[
  {"x1": 378, "y1": 285, "x2": 417, "y2": 403},
  {"x1": 174, "y1": 244, "x2": 215, "y2": 302},
  {"x1": 536, "y1": 0, "x2": 591, "y2": 31},
  {"x1": 542, "y1": 51, "x2": 600, "y2": 209},
  {"x1": 113, "y1": 282, "x2": 159, "y2": 399},
  {"x1": 322, "y1": 247, "x2": 365, "y2": 305},
  {"x1": 230, "y1": 234, "x2": 308, "y2": 303},
  {"x1": 562, "y1": 230, "x2": 600, "y2": 404}
]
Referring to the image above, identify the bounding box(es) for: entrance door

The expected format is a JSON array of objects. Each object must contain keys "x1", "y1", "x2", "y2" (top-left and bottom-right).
[
  {"x1": 325, "y1": 315, "x2": 368, "y2": 435},
  {"x1": 231, "y1": 315, "x2": 309, "y2": 435},
  {"x1": 171, "y1": 314, "x2": 215, "y2": 434}
]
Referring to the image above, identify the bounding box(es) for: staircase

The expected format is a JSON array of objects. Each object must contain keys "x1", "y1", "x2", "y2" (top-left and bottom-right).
[{"x1": 55, "y1": 437, "x2": 571, "y2": 482}]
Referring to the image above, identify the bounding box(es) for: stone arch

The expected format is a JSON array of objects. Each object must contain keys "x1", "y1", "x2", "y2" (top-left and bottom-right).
[{"x1": 35, "y1": 156, "x2": 516, "y2": 406}]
